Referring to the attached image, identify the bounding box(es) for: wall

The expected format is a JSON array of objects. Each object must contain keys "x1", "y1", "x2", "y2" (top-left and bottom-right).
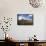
[{"x1": 0, "y1": 0, "x2": 46, "y2": 40}]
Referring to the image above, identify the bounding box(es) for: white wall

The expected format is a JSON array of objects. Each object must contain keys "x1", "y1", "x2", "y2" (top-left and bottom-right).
[{"x1": 0, "y1": 0, "x2": 46, "y2": 40}]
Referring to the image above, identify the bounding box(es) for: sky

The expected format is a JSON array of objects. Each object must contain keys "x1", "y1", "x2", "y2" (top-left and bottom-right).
[{"x1": 17, "y1": 14, "x2": 33, "y2": 20}]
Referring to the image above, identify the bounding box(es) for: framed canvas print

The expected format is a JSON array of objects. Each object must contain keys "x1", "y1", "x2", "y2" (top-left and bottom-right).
[{"x1": 17, "y1": 14, "x2": 33, "y2": 25}]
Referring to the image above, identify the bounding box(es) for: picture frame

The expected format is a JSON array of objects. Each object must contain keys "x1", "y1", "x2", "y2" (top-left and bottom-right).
[{"x1": 17, "y1": 14, "x2": 33, "y2": 25}]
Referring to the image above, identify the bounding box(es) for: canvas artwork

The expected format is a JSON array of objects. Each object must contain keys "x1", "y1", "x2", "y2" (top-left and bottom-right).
[{"x1": 17, "y1": 14, "x2": 33, "y2": 25}]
